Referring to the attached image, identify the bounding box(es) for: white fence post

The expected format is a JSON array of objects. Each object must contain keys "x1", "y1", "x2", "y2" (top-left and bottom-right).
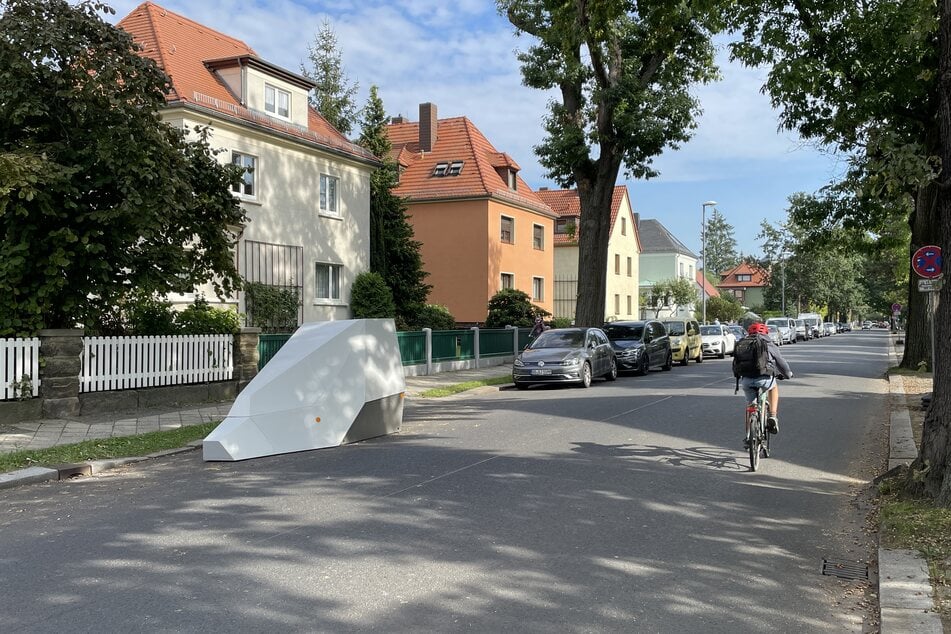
[{"x1": 423, "y1": 328, "x2": 432, "y2": 376}]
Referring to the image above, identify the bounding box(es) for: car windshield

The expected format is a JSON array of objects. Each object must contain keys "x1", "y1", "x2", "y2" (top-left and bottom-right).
[
  {"x1": 603, "y1": 324, "x2": 644, "y2": 341},
  {"x1": 530, "y1": 330, "x2": 584, "y2": 349},
  {"x1": 665, "y1": 322, "x2": 685, "y2": 336},
  {"x1": 700, "y1": 326, "x2": 720, "y2": 336}
]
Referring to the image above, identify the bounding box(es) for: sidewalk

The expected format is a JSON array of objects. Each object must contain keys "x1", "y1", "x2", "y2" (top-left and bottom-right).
[{"x1": 0, "y1": 364, "x2": 514, "y2": 460}]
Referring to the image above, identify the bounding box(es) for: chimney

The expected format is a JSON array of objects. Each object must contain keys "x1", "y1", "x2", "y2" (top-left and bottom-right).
[
  {"x1": 419, "y1": 102, "x2": 437, "y2": 152},
  {"x1": 390, "y1": 115, "x2": 409, "y2": 124},
  {"x1": 633, "y1": 212, "x2": 640, "y2": 227}
]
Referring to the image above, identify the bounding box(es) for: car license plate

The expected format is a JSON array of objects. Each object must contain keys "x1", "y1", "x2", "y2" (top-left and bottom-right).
[{"x1": 531, "y1": 369, "x2": 552, "y2": 376}]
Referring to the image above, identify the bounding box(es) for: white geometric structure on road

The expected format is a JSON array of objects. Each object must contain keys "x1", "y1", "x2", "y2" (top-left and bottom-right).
[{"x1": 203, "y1": 319, "x2": 405, "y2": 461}]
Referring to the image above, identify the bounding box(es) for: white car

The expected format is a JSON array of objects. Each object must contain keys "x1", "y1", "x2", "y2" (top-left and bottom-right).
[
  {"x1": 765, "y1": 317, "x2": 796, "y2": 344},
  {"x1": 823, "y1": 322, "x2": 837, "y2": 336},
  {"x1": 700, "y1": 324, "x2": 736, "y2": 359},
  {"x1": 766, "y1": 324, "x2": 784, "y2": 346}
]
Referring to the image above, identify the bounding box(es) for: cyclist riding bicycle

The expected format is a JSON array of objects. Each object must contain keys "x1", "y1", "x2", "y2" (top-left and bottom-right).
[{"x1": 734, "y1": 321, "x2": 793, "y2": 449}]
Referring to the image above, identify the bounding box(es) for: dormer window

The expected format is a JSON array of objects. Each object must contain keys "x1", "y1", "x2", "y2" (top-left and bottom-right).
[
  {"x1": 737, "y1": 274, "x2": 752, "y2": 282},
  {"x1": 432, "y1": 161, "x2": 464, "y2": 177},
  {"x1": 265, "y1": 84, "x2": 290, "y2": 119},
  {"x1": 432, "y1": 162, "x2": 448, "y2": 177}
]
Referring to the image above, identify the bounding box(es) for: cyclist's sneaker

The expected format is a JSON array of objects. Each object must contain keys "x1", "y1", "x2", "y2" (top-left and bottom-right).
[
  {"x1": 743, "y1": 436, "x2": 751, "y2": 449},
  {"x1": 767, "y1": 416, "x2": 779, "y2": 434}
]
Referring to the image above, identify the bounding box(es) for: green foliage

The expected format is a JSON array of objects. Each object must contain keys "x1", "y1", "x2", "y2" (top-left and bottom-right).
[
  {"x1": 644, "y1": 278, "x2": 697, "y2": 317},
  {"x1": 300, "y1": 19, "x2": 358, "y2": 136},
  {"x1": 0, "y1": 0, "x2": 246, "y2": 337},
  {"x1": 706, "y1": 295, "x2": 746, "y2": 323},
  {"x1": 244, "y1": 282, "x2": 300, "y2": 332},
  {"x1": 175, "y1": 296, "x2": 240, "y2": 335},
  {"x1": 350, "y1": 271, "x2": 396, "y2": 319},
  {"x1": 358, "y1": 86, "x2": 431, "y2": 328},
  {"x1": 415, "y1": 304, "x2": 456, "y2": 331},
  {"x1": 485, "y1": 288, "x2": 550, "y2": 328},
  {"x1": 498, "y1": 0, "x2": 723, "y2": 326},
  {"x1": 126, "y1": 295, "x2": 178, "y2": 336},
  {"x1": 550, "y1": 317, "x2": 573, "y2": 328},
  {"x1": 703, "y1": 208, "x2": 739, "y2": 275}
]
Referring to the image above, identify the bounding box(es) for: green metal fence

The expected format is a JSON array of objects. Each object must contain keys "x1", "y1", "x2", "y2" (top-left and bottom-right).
[
  {"x1": 432, "y1": 329, "x2": 475, "y2": 362},
  {"x1": 258, "y1": 333, "x2": 293, "y2": 370},
  {"x1": 396, "y1": 331, "x2": 427, "y2": 366},
  {"x1": 479, "y1": 329, "x2": 516, "y2": 357}
]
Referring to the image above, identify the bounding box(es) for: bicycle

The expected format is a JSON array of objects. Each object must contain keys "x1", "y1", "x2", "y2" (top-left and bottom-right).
[{"x1": 746, "y1": 386, "x2": 771, "y2": 471}]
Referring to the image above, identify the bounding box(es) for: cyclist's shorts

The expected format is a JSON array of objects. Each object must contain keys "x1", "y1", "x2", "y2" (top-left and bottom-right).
[{"x1": 740, "y1": 375, "x2": 775, "y2": 402}]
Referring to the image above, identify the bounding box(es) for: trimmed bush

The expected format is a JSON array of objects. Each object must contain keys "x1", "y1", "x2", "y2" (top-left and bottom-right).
[
  {"x1": 350, "y1": 271, "x2": 396, "y2": 319},
  {"x1": 485, "y1": 288, "x2": 549, "y2": 328},
  {"x1": 415, "y1": 304, "x2": 456, "y2": 330},
  {"x1": 175, "y1": 296, "x2": 240, "y2": 334}
]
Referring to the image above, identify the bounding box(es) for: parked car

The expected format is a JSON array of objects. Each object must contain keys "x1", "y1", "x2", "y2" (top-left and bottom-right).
[
  {"x1": 798, "y1": 312, "x2": 823, "y2": 338},
  {"x1": 794, "y1": 319, "x2": 811, "y2": 341},
  {"x1": 766, "y1": 324, "x2": 783, "y2": 346},
  {"x1": 823, "y1": 322, "x2": 837, "y2": 336},
  {"x1": 727, "y1": 324, "x2": 747, "y2": 341},
  {"x1": 862, "y1": 321, "x2": 872, "y2": 330},
  {"x1": 513, "y1": 327, "x2": 617, "y2": 389},
  {"x1": 700, "y1": 323, "x2": 736, "y2": 359},
  {"x1": 602, "y1": 320, "x2": 673, "y2": 375},
  {"x1": 765, "y1": 317, "x2": 796, "y2": 344},
  {"x1": 663, "y1": 318, "x2": 703, "y2": 366},
  {"x1": 839, "y1": 322, "x2": 852, "y2": 332}
]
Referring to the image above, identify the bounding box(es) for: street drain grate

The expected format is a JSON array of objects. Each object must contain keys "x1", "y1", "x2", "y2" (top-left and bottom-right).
[{"x1": 821, "y1": 558, "x2": 869, "y2": 581}]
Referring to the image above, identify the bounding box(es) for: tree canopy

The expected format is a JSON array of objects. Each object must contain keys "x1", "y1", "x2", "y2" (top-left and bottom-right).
[
  {"x1": 0, "y1": 0, "x2": 246, "y2": 336},
  {"x1": 499, "y1": 0, "x2": 722, "y2": 325},
  {"x1": 301, "y1": 19, "x2": 359, "y2": 137},
  {"x1": 703, "y1": 208, "x2": 738, "y2": 276}
]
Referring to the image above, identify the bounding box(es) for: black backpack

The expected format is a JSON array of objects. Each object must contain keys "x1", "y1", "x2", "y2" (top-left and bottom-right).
[{"x1": 732, "y1": 336, "x2": 769, "y2": 378}]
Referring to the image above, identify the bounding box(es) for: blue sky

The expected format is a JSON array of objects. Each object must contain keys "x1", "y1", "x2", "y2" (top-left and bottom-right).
[{"x1": 104, "y1": 0, "x2": 847, "y2": 258}]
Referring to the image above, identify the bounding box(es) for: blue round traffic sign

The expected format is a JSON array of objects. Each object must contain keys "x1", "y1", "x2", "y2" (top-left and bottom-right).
[{"x1": 913, "y1": 245, "x2": 943, "y2": 279}]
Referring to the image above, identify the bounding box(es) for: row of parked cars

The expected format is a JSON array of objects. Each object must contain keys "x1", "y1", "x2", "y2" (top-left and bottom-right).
[
  {"x1": 512, "y1": 315, "x2": 858, "y2": 390},
  {"x1": 513, "y1": 318, "x2": 738, "y2": 390}
]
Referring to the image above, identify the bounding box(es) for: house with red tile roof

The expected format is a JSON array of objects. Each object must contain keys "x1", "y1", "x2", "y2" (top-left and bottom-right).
[
  {"x1": 535, "y1": 186, "x2": 642, "y2": 322},
  {"x1": 386, "y1": 103, "x2": 557, "y2": 324},
  {"x1": 717, "y1": 262, "x2": 769, "y2": 308},
  {"x1": 118, "y1": 2, "x2": 380, "y2": 326}
]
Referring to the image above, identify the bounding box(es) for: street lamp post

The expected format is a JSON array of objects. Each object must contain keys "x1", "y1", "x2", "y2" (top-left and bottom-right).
[
  {"x1": 780, "y1": 250, "x2": 786, "y2": 316},
  {"x1": 701, "y1": 201, "x2": 717, "y2": 324}
]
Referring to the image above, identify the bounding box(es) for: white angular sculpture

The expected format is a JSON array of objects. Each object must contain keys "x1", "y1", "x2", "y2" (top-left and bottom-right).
[{"x1": 203, "y1": 319, "x2": 405, "y2": 461}]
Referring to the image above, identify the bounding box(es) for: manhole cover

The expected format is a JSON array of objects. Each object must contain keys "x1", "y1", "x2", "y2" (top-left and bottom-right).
[{"x1": 821, "y1": 558, "x2": 869, "y2": 581}]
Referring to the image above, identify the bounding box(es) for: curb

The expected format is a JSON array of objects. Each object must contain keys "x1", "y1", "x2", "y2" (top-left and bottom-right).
[
  {"x1": 0, "y1": 440, "x2": 202, "y2": 491},
  {"x1": 879, "y1": 343, "x2": 944, "y2": 633}
]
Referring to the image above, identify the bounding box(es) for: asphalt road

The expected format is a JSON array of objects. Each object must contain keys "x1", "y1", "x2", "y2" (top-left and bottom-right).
[{"x1": 0, "y1": 330, "x2": 892, "y2": 632}]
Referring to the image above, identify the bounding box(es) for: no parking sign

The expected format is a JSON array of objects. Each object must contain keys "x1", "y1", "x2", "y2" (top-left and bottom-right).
[{"x1": 912, "y1": 245, "x2": 943, "y2": 279}]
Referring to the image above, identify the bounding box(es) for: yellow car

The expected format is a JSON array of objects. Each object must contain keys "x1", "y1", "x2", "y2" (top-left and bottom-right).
[{"x1": 663, "y1": 319, "x2": 703, "y2": 365}]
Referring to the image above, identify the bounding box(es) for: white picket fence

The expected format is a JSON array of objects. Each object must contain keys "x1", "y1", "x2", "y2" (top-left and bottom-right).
[
  {"x1": 82, "y1": 335, "x2": 234, "y2": 393},
  {"x1": 0, "y1": 338, "x2": 41, "y2": 400}
]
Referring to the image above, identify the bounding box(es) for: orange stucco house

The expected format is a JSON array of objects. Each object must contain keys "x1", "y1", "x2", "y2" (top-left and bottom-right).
[{"x1": 386, "y1": 103, "x2": 557, "y2": 324}]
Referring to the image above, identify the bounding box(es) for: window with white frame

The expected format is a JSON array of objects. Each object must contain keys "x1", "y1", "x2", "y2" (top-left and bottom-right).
[
  {"x1": 533, "y1": 224, "x2": 544, "y2": 250},
  {"x1": 532, "y1": 276, "x2": 544, "y2": 301},
  {"x1": 507, "y1": 169, "x2": 517, "y2": 190},
  {"x1": 500, "y1": 272, "x2": 514, "y2": 290},
  {"x1": 265, "y1": 84, "x2": 290, "y2": 119},
  {"x1": 320, "y1": 174, "x2": 339, "y2": 215},
  {"x1": 231, "y1": 151, "x2": 256, "y2": 198},
  {"x1": 737, "y1": 273, "x2": 752, "y2": 282},
  {"x1": 679, "y1": 262, "x2": 685, "y2": 277},
  {"x1": 500, "y1": 216, "x2": 514, "y2": 244},
  {"x1": 315, "y1": 262, "x2": 342, "y2": 301}
]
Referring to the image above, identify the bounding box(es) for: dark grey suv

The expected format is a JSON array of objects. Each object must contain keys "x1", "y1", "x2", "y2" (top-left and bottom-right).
[{"x1": 602, "y1": 320, "x2": 673, "y2": 375}]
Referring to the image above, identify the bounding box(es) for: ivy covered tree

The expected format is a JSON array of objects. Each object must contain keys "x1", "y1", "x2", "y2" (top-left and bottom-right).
[
  {"x1": 301, "y1": 19, "x2": 359, "y2": 136},
  {"x1": 0, "y1": 0, "x2": 246, "y2": 336},
  {"x1": 357, "y1": 86, "x2": 431, "y2": 330},
  {"x1": 499, "y1": 0, "x2": 723, "y2": 326}
]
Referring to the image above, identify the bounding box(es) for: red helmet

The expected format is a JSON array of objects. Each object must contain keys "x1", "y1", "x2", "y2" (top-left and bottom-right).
[{"x1": 747, "y1": 322, "x2": 769, "y2": 336}]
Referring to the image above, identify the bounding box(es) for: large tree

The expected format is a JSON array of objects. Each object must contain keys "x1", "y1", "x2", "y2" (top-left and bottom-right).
[
  {"x1": 357, "y1": 86, "x2": 431, "y2": 330},
  {"x1": 703, "y1": 208, "x2": 738, "y2": 277},
  {"x1": 499, "y1": 0, "x2": 722, "y2": 326},
  {"x1": 301, "y1": 19, "x2": 359, "y2": 137},
  {"x1": 0, "y1": 0, "x2": 246, "y2": 336}
]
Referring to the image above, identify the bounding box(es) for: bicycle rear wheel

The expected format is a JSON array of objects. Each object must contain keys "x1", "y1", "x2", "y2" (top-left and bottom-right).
[{"x1": 748, "y1": 413, "x2": 761, "y2": 471}]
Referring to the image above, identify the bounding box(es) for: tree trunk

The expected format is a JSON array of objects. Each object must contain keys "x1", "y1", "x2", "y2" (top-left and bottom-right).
[
  {"x1": 574, "y1": 174, "x2": 618, "y2": 326},
  {"x1": 900, "y1": 182, "x2": 939, "y2": 370},
  {"x1": 913, "y1": 0, "x2": 951, "y2": 505}
]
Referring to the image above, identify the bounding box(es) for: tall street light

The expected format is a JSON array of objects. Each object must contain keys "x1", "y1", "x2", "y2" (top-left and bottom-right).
[{"x1": 701, "y1": 200, "x2": 717, "y2": 324}]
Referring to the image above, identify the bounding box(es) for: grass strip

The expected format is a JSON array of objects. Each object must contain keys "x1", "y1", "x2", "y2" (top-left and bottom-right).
[
  {"x1": 0, "y1": 421, "x2": 219, "y2": 473},
  {"x1": 419, "y1": 375, "x2": 512, "y2": 398}
]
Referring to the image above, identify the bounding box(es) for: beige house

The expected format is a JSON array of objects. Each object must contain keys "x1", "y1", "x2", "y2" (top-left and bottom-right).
[
  {"x1": 536, "y1": 186, "x2": 641, "y2": 322},
  {"x1": 119, "y1": 3, "x2": 379, "y2": 326}
]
